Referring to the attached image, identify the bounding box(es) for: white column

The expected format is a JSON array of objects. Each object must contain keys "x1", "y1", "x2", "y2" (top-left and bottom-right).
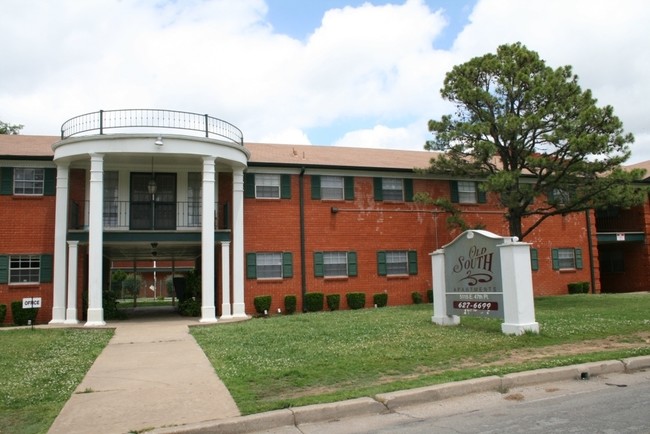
[
  {"x1": 64, "y1": 241, "x2": 79, "y2": 324},
  {"x1": 220, "y1": 241, "x2": 232, "y2": 318},
  {"x1": 231, "y1": 168, "x2": 246, "y2": 317},
  {"x1": 431, "y1": 249, "x2": 460, "y2": 326},
  {"x1": 86, "y1": 154, "x2": 105, "y2": 326},
  {"x1": 200, "y1": 156, "x2": 217, "y2": 323},
  {"x1": 50, "y1": 163, "x2": 69, "y2": 323},
  {"x1": 499, "y1": 239, "x2": 539, "y2": 335}
]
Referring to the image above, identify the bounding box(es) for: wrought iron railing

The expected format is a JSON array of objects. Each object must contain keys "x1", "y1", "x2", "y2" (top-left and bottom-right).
[
  {"x1": 60, "y1": 109, "x2": 243, "y2": 145},
  {"x1": 69, "y1": 200, "x2": 222, "y2": 230}
]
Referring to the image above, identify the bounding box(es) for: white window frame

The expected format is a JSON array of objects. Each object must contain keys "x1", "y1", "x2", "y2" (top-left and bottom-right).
[
  {"x1": 321, "y1": 176, "x2": 344, "y2": 200},
  {"x1": 323, "y1": 251, "x2": 348, "y2": 277},
  {"x1": 457, "y1": 181, "x2": 477, "y2": 204},
  {"x1": 557, "y1": 248, "x2": 576, "y2": 270},
  {"x1": 9, "y1": 255, "x2": 41, "y2": 284},
  {"x1": 386, "y1": 251, "x2": 408, "y2": 275},
  {"x1": 14, "y1": 168, "x2": 44, "y2": 195},
  {"x1": 255, "y1": 174, "x2": 281, "y2": 199},
  {"x1": 256, "y1": 252, "x2": 283, "y2": 279},
  {"x1": 382, "y1": 178, "x2": 404, "y2": 201}
]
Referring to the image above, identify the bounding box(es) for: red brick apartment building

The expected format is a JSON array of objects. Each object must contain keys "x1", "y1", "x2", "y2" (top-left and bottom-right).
[{"x1": 0, "y1": 110, "x2": 648, "y2": 325}]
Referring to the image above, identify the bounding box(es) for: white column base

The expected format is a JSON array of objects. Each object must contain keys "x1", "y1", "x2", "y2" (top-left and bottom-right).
[
  {"x1": 49, "y1": 307, "x2": 66, "y2": 324},
  {"x1": 85, "y1": 308, "x2": 105, "y2": 326},
  {"x1": 200, "y1": 307, "x2": 218, "y2": 323},
  {"x1": 432, "y1": 315, "x2": 460, "y2": 326},
  {"x1": 220, "y1": 303, "x2": 232, "y2": 319},
  {"x1": 64, "y1": 309, "x2": 79, "y2": 325},
  {"x1": 232, "y1": 303, "x2": 246, "y2": 317},
  {"x1": 501, "y1": 322, "x2": 539, "y2": 336}
]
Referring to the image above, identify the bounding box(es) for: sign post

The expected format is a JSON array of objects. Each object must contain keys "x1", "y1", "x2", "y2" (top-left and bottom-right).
[
  {"x1": 22, "y1": 297, "x2": 41, "y2": 330},
  {"x1": 431, "y1": 230, "x2": 539, "y2": 335}
]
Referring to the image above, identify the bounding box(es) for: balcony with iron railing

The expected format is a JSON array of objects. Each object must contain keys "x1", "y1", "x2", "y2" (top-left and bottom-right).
[
  {"x1": 69, "y1": 201, "x2": 228, "y2": 231},
  {"x1": 60, "y1": 109, "x2": 244, "y2": 146}
]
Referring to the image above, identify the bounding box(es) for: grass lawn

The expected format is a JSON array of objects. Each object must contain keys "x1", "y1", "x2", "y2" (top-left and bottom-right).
[
  {"x1": 0, "y1": 328, "x2": 114, "y2": 434},
  {"x1": 191, "y1": 293, "x2": 650, "y2": 415}
]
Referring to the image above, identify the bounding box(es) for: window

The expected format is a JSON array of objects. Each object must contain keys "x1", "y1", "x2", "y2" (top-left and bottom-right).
[
  {"x1": 4, "y1": 255, "x2": 52, "y2": 284},
  {"x1": 187, "y1": 172, "x2": 202, "y2": 226},
  {"x1": 552, "y1": 248, "x2": 583, "y2": 270},
  {"x1": 314, "y1": 251, "x2": 357, "y2": 277},
  {"x1": 377, "y1": 250, "x2": 418, "y2": 276},
  {"x1": 321, "y1": 176, "x2": 344, "y2": 200},
  {"x1": 246, "y1": 252, "x2": 293, "y2": 279},
  {"x1": 103, "y1": 171, "x2": 119, "y2": 227},
  {"x1": 311, "y1": 175, "x2": 354, "y2": 200},
  {"x1": 14, "y1": 168, "x2": 44, "y2": 195},
  {"x1": 450, "y1": 181, "x2": 486, "y2": 204},
  {"x1": 244, "y1": 173, "x2": 291, "y2": 199},
  {"x1": 550, "y1": 188, "x2": 571, "y2": 205},
  {"x1": 255, "y1": 174, "x2": 280, "y2": 198},
  {"x1": 373, "y1": 177, "x2": 414, "y2": 202}
]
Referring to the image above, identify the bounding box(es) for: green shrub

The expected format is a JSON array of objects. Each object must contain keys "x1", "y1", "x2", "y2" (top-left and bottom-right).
[
  {"x1": 103, "y1": 290, "x2": 126, "y2": 320},
  {"x1": 427, "y1": 289, "x2": 433, "y2": 303},
  {"x1": 346, "y1": 292, "x2": 366, "y2": 310},
  {"x1": 305, "y1": 292, "x2": 324, "y2": 312},
  {"x1": 568, "y1": 281, "x2": 590, "y2": 294},
  {"x1": 284, "y1": 295, "x2": 297, "y2": 314},
  {"x1": 0, "y1": 304, "x2": 6, "y2": 324},
  {"x1": 11, "y1": 301, "x2": 39, "y2": 326},
  {"x1": 411, "y1": 291, "x2": 423, "y2": 304},
  {"x1": 254, "y1": 295, "x2": 272, "y2": 315},
  {"x1": 326, "y1": 294, "x2": 340, "y2": 311},
  {"x1": 373, "y1": 293, "x2": 388, "y2": 308},
  {"x1": 178, "y1": 298, "x2": 201, "y2": 316}
]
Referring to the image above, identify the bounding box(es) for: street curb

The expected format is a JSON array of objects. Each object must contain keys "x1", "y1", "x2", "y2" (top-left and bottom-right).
[{"x1": 151, "y1": 356, "x2": 650, "y2": 434}]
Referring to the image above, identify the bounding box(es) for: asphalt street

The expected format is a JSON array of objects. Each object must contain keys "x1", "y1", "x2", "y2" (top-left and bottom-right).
[{"x1": 247, "y1": 369, "x2": 650, "y2": 434}]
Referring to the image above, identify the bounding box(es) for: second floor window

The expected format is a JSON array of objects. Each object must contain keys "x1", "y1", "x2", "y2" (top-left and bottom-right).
[
  {"x1": 450, "y1": 181, "x2": 487, "y2": 204},
  {"x1": 255, "y1": 174, "x2": 280, "y2": 198},
  {"x1": 14, "y1": 168, "x2": 44, "y2": 195},
  {"x1": 244, "y1": 173, "x2": 291, "y2": 199}
]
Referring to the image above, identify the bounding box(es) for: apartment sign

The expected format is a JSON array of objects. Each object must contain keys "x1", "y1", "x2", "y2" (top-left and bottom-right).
[{"x1": 444, "y1": 231, "x2": 504, "y2": 318}]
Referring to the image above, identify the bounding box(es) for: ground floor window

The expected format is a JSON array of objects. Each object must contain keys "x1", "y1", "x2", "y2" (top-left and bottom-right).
[
  {"x1": 377, "y1": 250, "x2": 418, "y2": 276},
  {"x1": 313, "y1": 251, "x2": 358, "y2": 277},
  {"x1": 9, "y1": 255, "x2": 40, "y2": 284},
  {"x1": 246, "y1": 252, "x2": 293, "y2": 279},
  {"x1": 552, "y1": 248, "x2": 583, "y2": 270}
]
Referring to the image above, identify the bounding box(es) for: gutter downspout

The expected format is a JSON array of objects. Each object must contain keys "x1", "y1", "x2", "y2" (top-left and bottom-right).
[
  {"x1": 299, "y1": 167, "x2": 307, "y2": 311},
  {"x1": 585, "y1": 209, "x2": 596, "y2": 294}
]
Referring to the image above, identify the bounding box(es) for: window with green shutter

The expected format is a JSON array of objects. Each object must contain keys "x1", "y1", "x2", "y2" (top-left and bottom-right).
[
  {"x1": 551, "y1": 248, "x2": 582, "y2": 270},
  {"x1": 450, "y1": 181, "x2": 486, "y2": 204},
  {"x1": 314, "y1": 251, "x2": 357, "y2": 277},
  {"x1": 530, "y1": 248, "x2": 539, "y2": 271},
  {"x1": 247, "y1": 252, "x2": 293, "y2": 279},
  {"x1": 377, "y1": 250, "x2": 416, "y2": 276}
]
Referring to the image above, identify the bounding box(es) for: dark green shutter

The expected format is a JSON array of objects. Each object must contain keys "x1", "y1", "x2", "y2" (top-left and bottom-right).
[
  {"x1": 408, "y1": 251, "x2": 418, "y2": 275},
  {"x1": 0, "y1": 255, "x2": 8, "y2": 283},
  {"x1": 344, "y1": 177, "x2": 354, "y2": 200},
  {"x1": 314, "y1": 252, "x2": 324, "y2": 277},
  {"x1": 347, "y1": 251, "x2": 357, "y2": 276},
  {"x1": 44, "y1": 168, "x2": 56, "y2": 196},
  {"x1": 40, "y1": 254, "x2": 53, "y2": 283},
  {"x1": 530, "y1": 248, "x2": 539, "y2": 271},
  {"x1": 404, "y1": 178, "x2": 414, "y2": 202},
  {"x1": 282, "y1": 252, "x2": 293, "y2": 278},
  {"x1": 0, "y1": 168, "x2": 13, "y2": 195},
  {"x1": 244, "y1": 173, "x2": 255, "y2": 198},
  {"x1": 246, "y1": 253, "x2": 257, "y2": 278},
  {"x1": 280, "y1": 174, "x2": 291, "y2": 199},
  {"x1": 477, "y1": 182, "x2": 487, "y2": 203},
  {"x1": 377, "y1": 251, "x2": 387, "y2": 276},
  {"x1": 551, "y1": 249, "x2": 559, "y2": 270},
  {"x1": 373, "y1": 178, "x2": 383, "y2": 201},
  {"x1": 575, "y1": 248, "x2": 583, "y2": 269},
  {"x1": 450, "y1": 181, "x2": 459, "y2": 203},
  {"x1": 311, "y1": 175, "x2": 321, "y2": 199}
]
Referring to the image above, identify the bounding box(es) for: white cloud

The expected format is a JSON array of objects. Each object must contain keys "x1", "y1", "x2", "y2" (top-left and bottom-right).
[{"x1": 1, "y1": 0, "x2": 649, "y2": 164}]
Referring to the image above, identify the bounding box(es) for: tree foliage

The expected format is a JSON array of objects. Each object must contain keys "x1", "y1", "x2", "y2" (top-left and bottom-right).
[
  {"x1": 425, "y1": 42, "x2": 647, "y2": 239},
  {"x1": 0, "y1": 120, "x2": 23, "y2": 135}
]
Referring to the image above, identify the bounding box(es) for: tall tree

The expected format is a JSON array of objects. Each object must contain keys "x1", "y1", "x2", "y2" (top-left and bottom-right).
[
  {"x1": 425, "y1": 42, "x2": 646, "y2": 240},
  {"x1": 0, "y1": 120, "x2": 23, "y2": 135}
]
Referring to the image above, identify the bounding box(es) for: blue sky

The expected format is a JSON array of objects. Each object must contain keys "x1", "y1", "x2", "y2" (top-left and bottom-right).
[
  {"x1": 266, "y1": 0, "x2": 476, "y2": 48},
  {"x1": 1, "y1": 0, "x2": 649, "y2": 162}
]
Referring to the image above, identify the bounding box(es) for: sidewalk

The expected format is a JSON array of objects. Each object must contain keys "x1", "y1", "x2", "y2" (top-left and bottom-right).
[{"x1": 48, "y1": 308, "x2": 242, "y2": 434}]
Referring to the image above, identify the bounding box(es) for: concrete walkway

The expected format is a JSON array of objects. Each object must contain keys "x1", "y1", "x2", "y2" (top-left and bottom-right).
[{"x1": 48, "y1": 308, "x2": 242, "y2": 434}]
